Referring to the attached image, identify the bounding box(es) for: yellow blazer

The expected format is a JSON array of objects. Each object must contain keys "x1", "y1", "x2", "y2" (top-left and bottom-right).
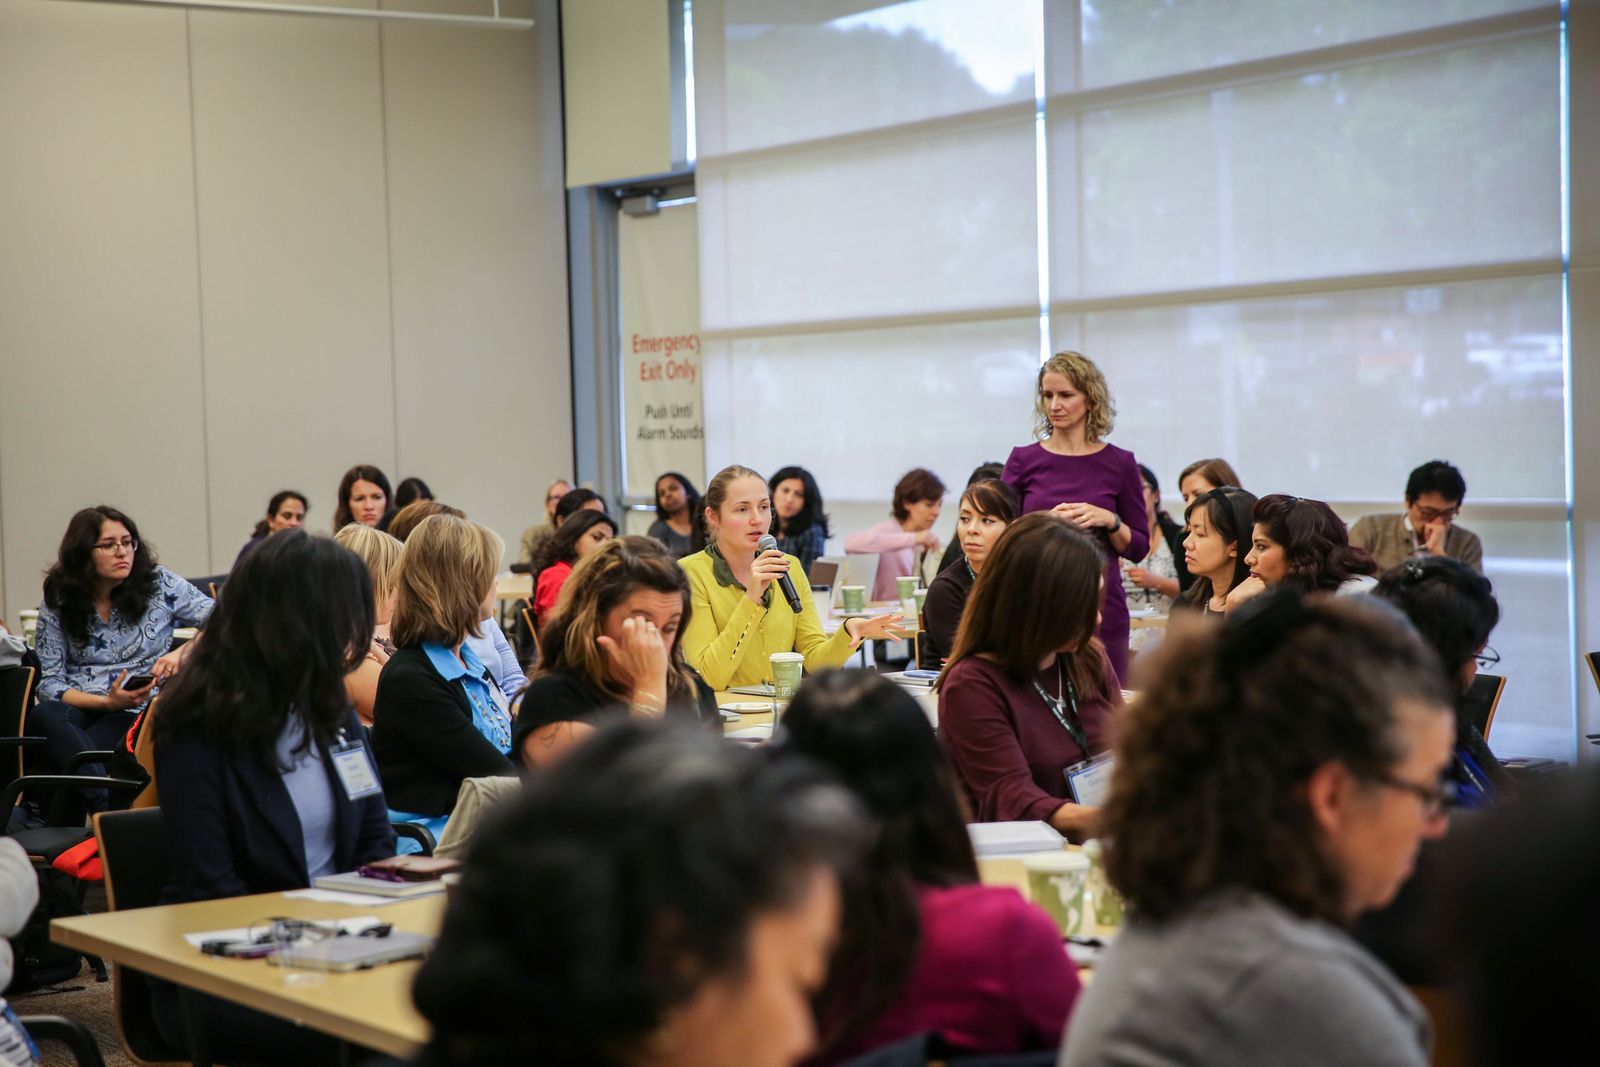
[{"x1": 679, "y1": 549, "x2": 857, "y2": 690}]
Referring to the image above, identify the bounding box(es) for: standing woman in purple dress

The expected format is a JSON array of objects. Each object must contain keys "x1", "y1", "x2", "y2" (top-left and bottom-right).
[{"x1": 1002, "y1": 352, "x2": 1148, "y2": 683}]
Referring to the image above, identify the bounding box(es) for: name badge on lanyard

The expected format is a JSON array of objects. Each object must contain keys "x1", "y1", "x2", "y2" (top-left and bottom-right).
[{"x1": 330, "y1": 731, "x2": 383, "y2": 801}]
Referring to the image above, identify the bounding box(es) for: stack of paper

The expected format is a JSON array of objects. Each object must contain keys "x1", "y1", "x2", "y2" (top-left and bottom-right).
[{"x1": 967, "y1": 821, "x2": 1066, "y2": 857}]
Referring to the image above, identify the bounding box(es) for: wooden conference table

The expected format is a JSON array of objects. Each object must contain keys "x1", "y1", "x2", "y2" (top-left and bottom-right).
[
  {"x1": 52, "y1": 891, "x2": 438, "y2": 1057},
  {"x1": 50, "y1": 679, "x2": 1092, "y2": 1058},
  {"x1": 51, "y1": 852, "x2": 1102, "y2": 1059}
]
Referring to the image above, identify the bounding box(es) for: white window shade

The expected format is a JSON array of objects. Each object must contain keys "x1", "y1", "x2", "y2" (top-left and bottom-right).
[
  {"x1": 1057, "y1": 274, "x2": 1565, "y2": 501},
  {"x1": 701, "y1": 318, "x2": 1040, "y2": 499},
  {"x1": 1069, "y1": 0, "x2": 1551, "y2": 89},
  {"x1": 694, "y1": 0, "x2": 1038, "y2": 155},
  {"x1": 697, "y1": 116, "x2": 1039, "y2": 332},
  {"x1": 1051, "y1": 33, "x2": 1561, "y2": 300}
]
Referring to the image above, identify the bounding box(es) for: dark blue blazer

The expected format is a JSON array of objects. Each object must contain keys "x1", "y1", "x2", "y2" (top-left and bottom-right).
[{"x1": 157, "y1": 708, "x2": 396, "y2": 904}]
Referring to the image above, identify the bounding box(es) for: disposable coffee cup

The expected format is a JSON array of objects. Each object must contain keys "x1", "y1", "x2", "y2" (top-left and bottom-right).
[
  {"x1": 1024, "y1": 851, "x2": 1091, "y2": 937},
  {"x1": 770, "y1": 651, "x2": 804, "y2": 702},
  {"x1": 1082, "y1": 838, "x2": 1124, "y2": 928},
  {"x1": 840, "y1": 585, "x2": 865, "y2": 613},
  {"x1": 18, "y1": 610, "x2": 38, "y2": 651},
  {"x1": 912, "y1": 588, "x2": 928, "y2": 619},
  {"x1": 895, "y1": 575, "x2": 919, "y2": 601}
]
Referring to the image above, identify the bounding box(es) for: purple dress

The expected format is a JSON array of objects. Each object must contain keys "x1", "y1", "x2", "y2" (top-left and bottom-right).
[{"x1": 1002, "y1": 441, "x2": 1150, "y2": 684}]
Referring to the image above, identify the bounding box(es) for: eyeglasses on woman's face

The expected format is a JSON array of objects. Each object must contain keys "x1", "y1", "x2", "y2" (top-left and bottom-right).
[
  {"x1": 1367, "y1": 772, "x2": 1457, "y2": 820},
  {"x1": 93, "y1": 538, "x2": 138, "y2": 556}
]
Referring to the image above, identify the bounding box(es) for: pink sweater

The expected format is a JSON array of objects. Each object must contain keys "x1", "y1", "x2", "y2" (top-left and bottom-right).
[
  {"x1": 816, "y1": 883, "x2": 1080, "y2": 1065},
  {"x1": 844, "y1": 519, "x2": 923, "y2": 602}
]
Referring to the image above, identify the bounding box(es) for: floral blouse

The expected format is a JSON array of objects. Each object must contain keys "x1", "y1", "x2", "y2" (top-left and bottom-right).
[{"x1": 35, "y1": 566, "x2": 213, "y2": 702}]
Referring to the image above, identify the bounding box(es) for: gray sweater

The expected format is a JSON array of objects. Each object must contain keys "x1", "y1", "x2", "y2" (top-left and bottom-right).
[{"x1": 1060, "y1": 890, "x2": 1430, "y2": 1067}]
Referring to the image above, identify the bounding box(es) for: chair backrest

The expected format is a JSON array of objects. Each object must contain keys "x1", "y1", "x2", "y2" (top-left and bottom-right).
[
  {"x1": 520, "y1": 600, "x2": 542, "y2": 661},
  {"x1": 1587, "y1": 651, "x2": 1600, "y2": 699},
  {"x1": 129, "y1": 698, "x2": 160, "y2": 810},
  {"x1": 0, "y1": 665, "x2": 37, "y2": 788},
  {"x1": 1462, "y1": 672, "x2": 1507, "y2": 740},
  {"x1": 93, "y1": 809, "x2": 169, "y2": 912},
  {"x1": 93, "y1": 809, "x2": 186, "y2": 1065}
]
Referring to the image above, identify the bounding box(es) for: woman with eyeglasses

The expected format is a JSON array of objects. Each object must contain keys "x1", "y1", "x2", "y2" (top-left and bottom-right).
[
  {"x1": 1061, "y1": 593, "x2": 1456, "y2": 1067},
  {"x1": 29, "y1": 506, "x2": 212, "y2": 809}
]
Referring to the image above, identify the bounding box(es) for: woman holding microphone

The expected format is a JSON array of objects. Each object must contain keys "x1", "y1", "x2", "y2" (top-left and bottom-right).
[
  {"x1": 681, "y1": 466, "x2": 903, "y2": 691},
  {"x1": 1002, "y1": 352, "x2": 1147, "y2": 683}
]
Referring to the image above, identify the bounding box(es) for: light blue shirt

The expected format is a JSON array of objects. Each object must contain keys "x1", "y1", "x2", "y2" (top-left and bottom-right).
[
  {"x1": 462, "y1": 616, "x2": 526, "y2": 699},
  {"x1": 275, "y1": 718, "x2": 337, "y2": 879},
  {"x1": 420, "y1": 641, "x2": 512, "y2": 756},
  {"x1": 35, "y1": 566, "x2": 213, "y2": 702}
]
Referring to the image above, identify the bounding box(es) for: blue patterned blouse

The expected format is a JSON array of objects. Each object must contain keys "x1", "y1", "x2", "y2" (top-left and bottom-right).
[{"x1": 35, "y1": 566, "x2": 214, "y2": 702}]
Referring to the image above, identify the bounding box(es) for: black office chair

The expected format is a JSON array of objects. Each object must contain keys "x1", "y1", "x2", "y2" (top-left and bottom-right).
[
  {"x1": 12, "y1": 1016, "x2": 106, "y2": 1066},
  {"x1": 93, "y1": 809, "x2": 190, "y2": 1065},
  {"x1": 1461, "y1": 672, "x2": 1506, "y2": 741}
]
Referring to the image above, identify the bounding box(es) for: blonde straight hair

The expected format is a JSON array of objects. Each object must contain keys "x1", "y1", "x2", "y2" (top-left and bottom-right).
[
  {"x1": 334, "y1": 523, "x2": 403, "y2": 614},
  {"x1": 391, "y1": 514, "x2": 504, "y2": 648}
]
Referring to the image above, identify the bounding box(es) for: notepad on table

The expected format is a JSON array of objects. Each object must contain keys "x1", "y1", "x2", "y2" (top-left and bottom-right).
[
  {"x1": 313, "y1": 872, "x2": 448, "y2": 899},
  {"x1": 967, "y1": 821, "x2": 1066, "y2": 858}
]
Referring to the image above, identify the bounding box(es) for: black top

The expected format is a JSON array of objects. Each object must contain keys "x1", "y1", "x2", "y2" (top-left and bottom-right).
[
  {"x1": 373, "y1": 646, "x2": 517, "y2": 817},
  {"x1": 937, "y1": 538, "x2": 965, "y2": 575},
  {"x1": 157, "y1": 708, "x2": 396, "y2": 904},
  {"x1": 1155, "y1": 511, "x2": 1195, "y2": 593},
  {"x1": 919, "y1": 560, "x2": 976, "y2": 669},
  {"x1": 512, "y1": 669, "x2": 719, "y2": 766}
]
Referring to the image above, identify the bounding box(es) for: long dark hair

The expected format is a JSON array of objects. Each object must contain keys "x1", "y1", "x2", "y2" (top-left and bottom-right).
[
  {"x1": 654, "y1": 472, "x2": 705, "y2": 553},
  {"x1": 153, "y1": 531, "x2": 373, "y2": 769},
  {"x1": 42, "y1": 506, "x2": 161, "y2": 646},
  {"x1": 768, "y1": 465, "x2": 830, "y2": 540},
  {"x1": 1101, "y1": 593, "x2": 1453, "y2": 924},
  {"x1": 332, "y1": 464, "x2": 393, "y2": 530},
  {"x1": 1253, "y1": 494, "x2": 1377, "y2": 593},
  {"x1": 554, "y1": 488, "x2": 607, "y2": 524},
  {"x1": 532, "y1": 509, "x2": 617, "y2": 578},
  {"x1": 939, "y1": 513, "x2": 1107, "y2": 700},
  {"x1": 782, "y1": 670, "x2": 978, "y2": 1055},
  {"x1": 250, "y1": 490, "x2": 309, "y2": 539},
  {"x1": 394, "y1": 477, "x2": 434, "y2": 510},
  {"x1": 1179, "y1": 487, "x2": 1258, "y2": 610}
]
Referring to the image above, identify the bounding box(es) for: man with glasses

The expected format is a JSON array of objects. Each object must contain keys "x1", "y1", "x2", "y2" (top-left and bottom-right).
[{"x1": 1350, "y1": 460, "x2": 1484, "y2": 574}]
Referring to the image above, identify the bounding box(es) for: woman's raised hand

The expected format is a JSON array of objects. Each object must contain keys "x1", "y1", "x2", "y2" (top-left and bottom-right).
[
  {"x1": 598, "y1": 617, "x2": 670, "y2": 713},
  {"x1": 846, "y1": 612, "x2": 906, "y2": 645},
  {"x1": 746, "y1": 549, "x2": 791, "y2": 605}
]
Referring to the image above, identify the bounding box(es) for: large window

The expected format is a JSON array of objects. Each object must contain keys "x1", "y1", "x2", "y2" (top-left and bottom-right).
[{"x1": 692, "y1": 0, "x2": 1570, "y2": 756}]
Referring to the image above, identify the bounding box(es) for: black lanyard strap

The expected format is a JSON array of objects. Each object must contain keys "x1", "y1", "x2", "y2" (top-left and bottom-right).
[{"x1": 1032, "y1": 661, "x2": 1086, "y2": 750}]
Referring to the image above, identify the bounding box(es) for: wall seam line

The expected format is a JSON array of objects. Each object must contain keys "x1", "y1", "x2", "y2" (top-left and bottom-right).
[
  {"x1": 185, "y1": 11, "x2": 217, "y2": 574},
  {"x1": 377, "y1": 11, "x2": 401, "y2": 479}
]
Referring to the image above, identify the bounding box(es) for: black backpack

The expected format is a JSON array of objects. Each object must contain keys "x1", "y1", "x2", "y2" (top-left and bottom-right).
[{"x1": 6, "y1": 868, "x2": 92, "y2": 994}]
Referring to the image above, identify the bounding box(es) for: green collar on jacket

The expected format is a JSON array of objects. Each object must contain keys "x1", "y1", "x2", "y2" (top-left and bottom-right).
[{"x1": 704, "y1": 543, "x2": 772, "y2": 609}]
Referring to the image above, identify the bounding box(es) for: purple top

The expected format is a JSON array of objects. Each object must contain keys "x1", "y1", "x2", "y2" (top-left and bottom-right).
[
  {"x1": 939, "y1": 651, "x2": 1120, "y2": 823},
  {"x1": 1002, "y1": 441, "x2": 1149, "y2": 683},
  {"x1": 814, "y1": 883, "x2": 1080, "y2": 1066}
]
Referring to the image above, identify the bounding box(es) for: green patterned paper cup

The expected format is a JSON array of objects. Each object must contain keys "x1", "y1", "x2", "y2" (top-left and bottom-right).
[{"x1": 1024, "y1": 851, "x2": 1090, "y2": 937}]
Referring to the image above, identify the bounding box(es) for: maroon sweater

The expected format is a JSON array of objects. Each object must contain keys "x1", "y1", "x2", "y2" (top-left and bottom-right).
[
  {"x1": 814, "y1": 883, "x2": 1080, "y2": 1066},
  {"x1": 939, "y1": 652, "x2": 1120, "y2": 822}
]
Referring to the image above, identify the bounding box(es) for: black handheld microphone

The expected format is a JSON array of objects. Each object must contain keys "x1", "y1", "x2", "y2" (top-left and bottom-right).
[{"x1": 757, "y1": 534, "x2": 804, "y2": 614}]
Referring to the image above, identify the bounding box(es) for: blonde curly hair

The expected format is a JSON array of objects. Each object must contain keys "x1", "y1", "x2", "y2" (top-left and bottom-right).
[{"x1": 1032, "y1": 351, "x2": 1115, "y2": 442}]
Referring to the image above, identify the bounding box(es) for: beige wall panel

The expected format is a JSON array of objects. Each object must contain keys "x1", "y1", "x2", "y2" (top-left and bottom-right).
[
  {"x1": 381, "y1": 0, "x2": 572, "y2": 559},
  {"x1": 562, "y1": 0, "x2": 672, "y2": 187},
  {"x1": 189, "y1": 8, "x2": 397, "y2": 556},
  {"x1": 0, "y1": 2, "x2": 209, "y2": 623}
]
